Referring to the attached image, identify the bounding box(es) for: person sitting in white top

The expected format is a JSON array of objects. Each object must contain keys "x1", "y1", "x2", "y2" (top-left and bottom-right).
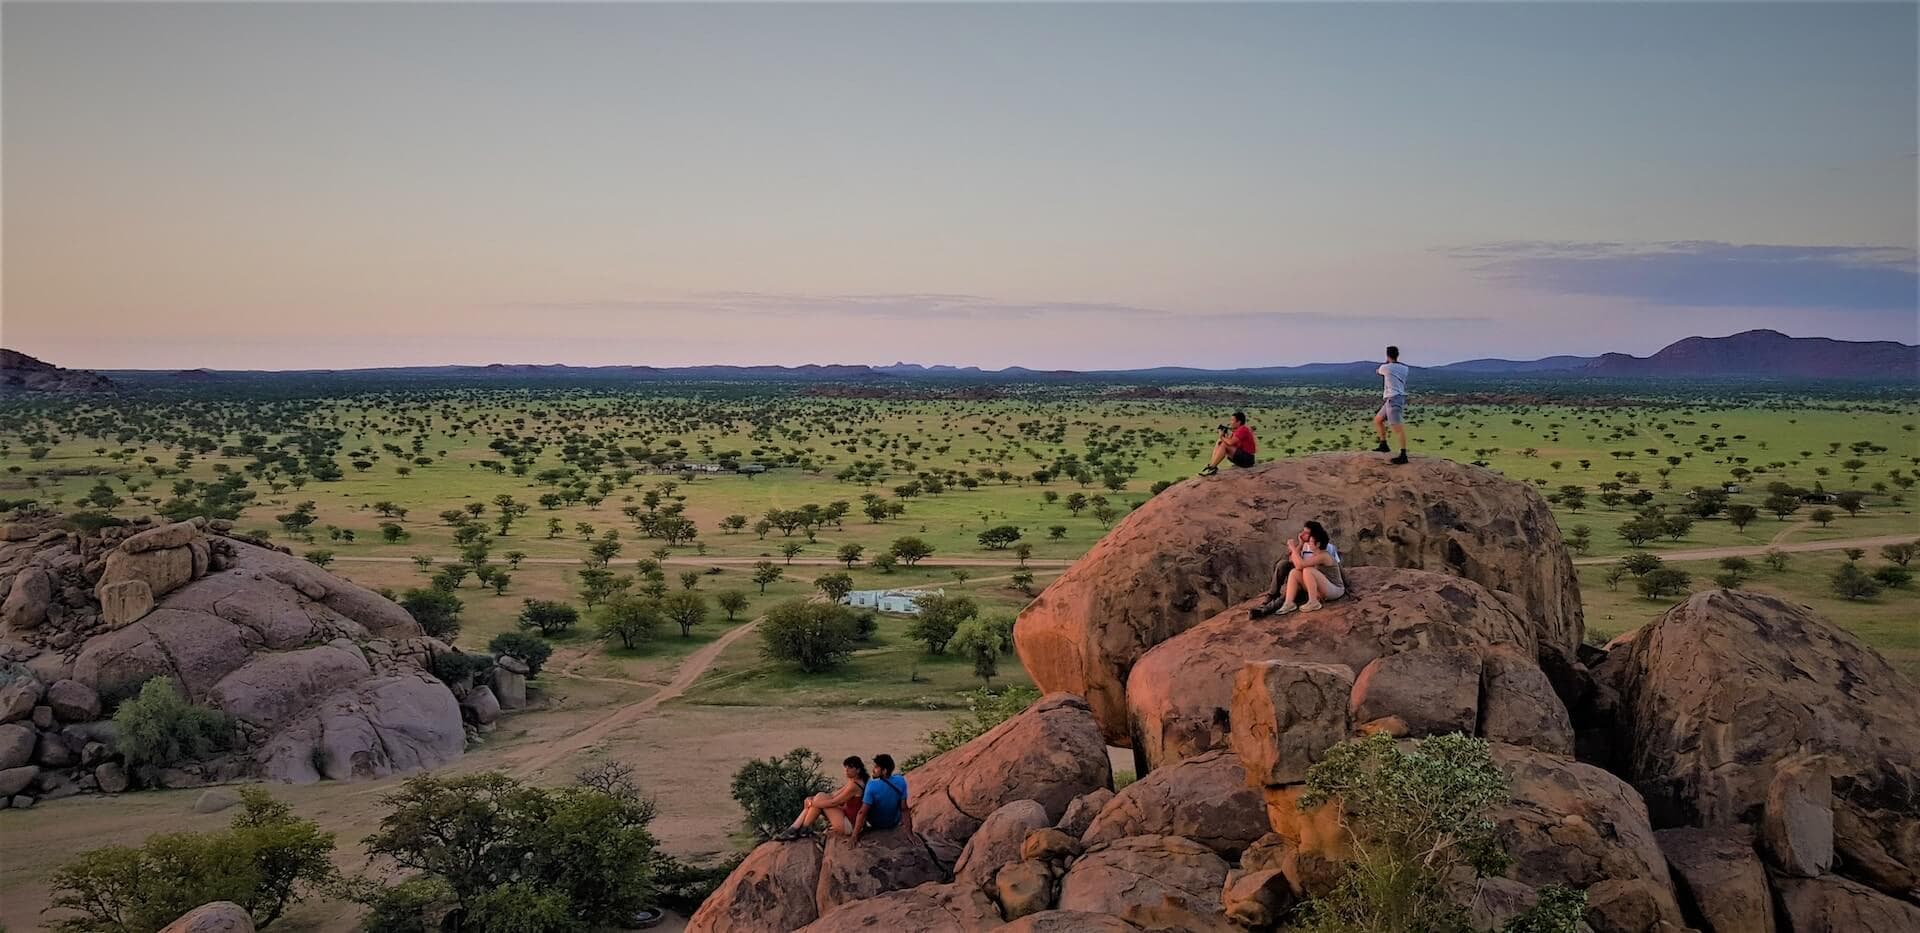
[{"x1": 1259, "y1": 520, "x2": 1346, "y2": 616}]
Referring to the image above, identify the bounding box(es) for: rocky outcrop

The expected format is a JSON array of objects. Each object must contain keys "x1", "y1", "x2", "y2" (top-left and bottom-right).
[
  {"x1": 1124, "y1": 567, "x2": 1535, "y2": 771},
  {"x1": 952, "y1": 799, "x2": 1050, "y2": 891},
  {"x1": 904, "y1": 692, "x2": 1111, "y2": 867},
  {"x1": 1229, "y1": 659, "x2": 1354, "y2": 787},
  {"x1": 0, "y1": 515, "x2": 466, "y2": 804},
  {"x1": 1771, "y1": 872, "x2": 1920, "y2": 933},
  {"x1": 1605, "y1": 590, "x2": 1920, "y2": 897},
  {"x1": 1015, "y1": 453, "x2": 1582, "y2": 746},
  {"x1": 0, "y1": 349, "x2": 116, "y2": 394},
  {"x1": 801, "y1": 881, "x2": 1000, "y2": 933}
]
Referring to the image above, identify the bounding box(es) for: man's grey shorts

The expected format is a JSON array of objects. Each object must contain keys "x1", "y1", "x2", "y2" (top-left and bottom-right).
[{"x1": 1378, "y1": 395, "x2": 1406, "y2": 426}]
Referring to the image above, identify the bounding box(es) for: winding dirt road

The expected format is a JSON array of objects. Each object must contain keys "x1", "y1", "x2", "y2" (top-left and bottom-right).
[
  {"x1": 505, "y1": 617, "x2": 765, "y2": 779},
  {"x1": 1571, "y1": 533, "x2": 1916, "y2": 567}
]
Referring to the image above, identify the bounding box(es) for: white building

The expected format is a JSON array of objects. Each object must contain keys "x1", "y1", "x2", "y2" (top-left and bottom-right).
[{"x1": 842, "y1": 587, "x2": 943, "y2": 614}]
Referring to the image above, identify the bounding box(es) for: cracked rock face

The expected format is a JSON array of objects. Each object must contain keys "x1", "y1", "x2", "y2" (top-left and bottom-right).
[
  {"x1": 2, "y1": 518, "x2": 462, "y2": 792},
  {"x1": 1015, "y1": 452, "x2": 1582, "y2": 746},
  {"x1": 1605, "y1": 590, "x2": 1920, "y2": 898}
]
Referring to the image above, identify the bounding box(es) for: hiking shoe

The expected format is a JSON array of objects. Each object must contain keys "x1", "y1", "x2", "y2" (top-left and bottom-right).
[
  {"x1": 1250, "y1": 596, "x2": 1285, "y2": 618},
  {"x1": 1374, "y1": 440, "x2": 1391, "y2": 453},
  {"x1": 1272, "y1": 601, "x2": 1299, "y2": 616},
  {"x1": 1300, "y1": 600, "x2": 1323, "y2": 612},
  {"x1": 1389, "y1": 452, "x2": 1409, "y2": 465},
  {"x1": 1198, "y1": 466, "x2": 1219, "y2": 476}
]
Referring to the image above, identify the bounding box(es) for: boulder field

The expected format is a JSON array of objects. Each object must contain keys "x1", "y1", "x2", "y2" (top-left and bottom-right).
[
  {"x1": 0, "y1": 512, "x2": 489, "y2": 804},
  {"x1": 694, "y1": 456, "x2": 1919, "y2": 931}
]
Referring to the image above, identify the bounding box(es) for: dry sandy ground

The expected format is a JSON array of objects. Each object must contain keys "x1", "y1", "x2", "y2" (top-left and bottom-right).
[{"x1": 0, "y1": 667, "x2": 952, "y2": 932}]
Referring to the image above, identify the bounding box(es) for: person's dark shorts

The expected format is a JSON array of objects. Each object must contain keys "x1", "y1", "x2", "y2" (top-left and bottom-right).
[{"x1": 1229, "y1": 450, "x2": 1257, "y2": 468}]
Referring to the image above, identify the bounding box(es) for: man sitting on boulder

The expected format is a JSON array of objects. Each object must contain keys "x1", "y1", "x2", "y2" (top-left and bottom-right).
[
  {"x1": 1198, "y1": 411, "x2": 1257, "y2": 476},
  {"x1": 849, "y1": 752, "x2": 911, "y2": 847},
  {"x1": 1252, "y1": 520, "x2": 1346, "y2": 616}
]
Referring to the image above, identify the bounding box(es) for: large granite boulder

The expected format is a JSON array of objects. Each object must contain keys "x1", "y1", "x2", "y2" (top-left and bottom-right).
[
  {"x1": 905, "y1": 692, "x2": 1111, "y2": 867},
  {"x1": 1605, "y1": 590, "x2": 1920, "y2": 897},
  {"x1": 1056, "y1": 835, "x2": 1235, "y2": 932},
  {"x1": 1015, "y1": 453, "x2": 1582, "y2": 746},
  {"x1": 1002, "y1": 911, "x2": 1142, "y2": 932},
  {"x1": 208, "y1": 642, "x2": 371, "y2": 729},
  {"x1": 1490, "y1": 744, "x2": 1684, "y2": 933},
  {"x1": 800, "y1": 881, "x2": 1000, "y2": 933},
  {"x1": 1229, "y1": 659, "x2": 1355, "y2": 788},
  {"x1": 686, "y1": 838, "x2": 822, "y2": 933},
  {"x1": 255, "y1": 672, "x2": 464, "y2": 783},
  {"x1": 1125, "y1": 567, "x2": 1534, "y2": 771},
  {"x1": 1079, "y1": 749, "x2": 1268, "y2": 859},
  {"x1": 814, "y1": 827, "x2": 944, "y2": 917}
]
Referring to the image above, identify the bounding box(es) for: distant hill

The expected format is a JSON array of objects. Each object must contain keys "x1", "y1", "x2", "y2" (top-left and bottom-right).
[
  {"x1": 1572, "y1": 329, "x2": 1918, "y2": 380},
  {"x1": 62, "y1": 329, "x2": 1920, "y2": 386},
  {"x1": 0, "y1": 349, "x2": 116, "y2": 394}
]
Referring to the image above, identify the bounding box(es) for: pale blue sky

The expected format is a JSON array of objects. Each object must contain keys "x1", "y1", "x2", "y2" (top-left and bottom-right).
[{"x1": 4, "y1": 2, "x2": 1915, "y2": 369}]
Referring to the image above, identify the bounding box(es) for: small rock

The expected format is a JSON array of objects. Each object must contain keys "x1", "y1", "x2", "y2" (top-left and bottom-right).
[
  {"x1": 0, "y1": 723, "x2": 34, "y2": 769},
  {"x1": 1, "y1": 567, "x2": 53, "y2": 631},
  {"x1": 121, "y1": 521, "x2": 199, "y2": 553},
  {"x1": 460, "y1": 685, "x2": 501, "y2": 725},
  {"x1": 1221, "y1": 868, "x2": 1297, "y2": 928},
  {"x1": 39, "y1": 772, "x2": 79, "y2": 799},
  {"x1": 158, "y1": 900, "x2": 257, "y2": 933},
  {"x1": 193, "y1": 787, "x2": 241, "y2": 813},
  {"x1": 994, "y1": 860, "x2": 1055, "y2": 921},
  {"x1": 1022, "y1": 827, "x2": 1084, "y2": 863},
  {"x1": 0, "y1": 679, "x2": 43, "y2": 722},
  {"x1": 95, "y1": 761, "x2": 129, "y2": 794},
  {"x1": 1056, "y1": 788, "x2": 1111, "y2": 839},
  {"x1": 46, "y1": 679, "x2": 101, "y2": 722},
  {"x1": 30, "y1": 705, "x2": 54, "y2": 730},
  {"x1": 12, "y1": 794, "x2": 34, "y2": 809},
  {"x1": 0, "y1": 765, "x2": 38, "y2": 796}
]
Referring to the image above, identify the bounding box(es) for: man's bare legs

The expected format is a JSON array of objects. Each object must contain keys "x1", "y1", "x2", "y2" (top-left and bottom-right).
[{"x1": 1373, "y1": 410, "x2": 1391, "y2": 453}]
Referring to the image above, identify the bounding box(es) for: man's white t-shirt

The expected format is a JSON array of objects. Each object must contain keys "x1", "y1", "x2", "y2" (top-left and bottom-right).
[{"x1": 1378, "y1": 362, "x2": 1409, "y2": 399}]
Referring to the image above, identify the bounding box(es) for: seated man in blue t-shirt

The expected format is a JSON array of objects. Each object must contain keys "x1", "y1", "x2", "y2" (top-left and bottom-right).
[{"x1": 851, "y1": 753, "x2": 910, "y2": 846}]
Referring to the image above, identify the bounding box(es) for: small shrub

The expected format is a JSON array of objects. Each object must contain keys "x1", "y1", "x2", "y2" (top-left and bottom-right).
[
  {"x1": 112, "y1": 678, "x2": 231, "y2": 770},
  {"x1": 1831, "y1": 562, "x2": 1882, "y2": 600},
  {"x1": 1872, "y1": 564, "x2": 1913, "y2": 589},
  {"x1": 903, "y1": 686, "x2": 1040, "y2": 769},
  {"x1": 486, "y1": 631, "x2": 553, "y2": 678},
  {"x1": 653, "y1": 852, "x2": 746, "y2": 917},
  {"x1": 731, "y1": 748, "x2": 831, "y2": 840},
  {"x1": 428, "y1": 651, "x2": 492, "y2": 688}
]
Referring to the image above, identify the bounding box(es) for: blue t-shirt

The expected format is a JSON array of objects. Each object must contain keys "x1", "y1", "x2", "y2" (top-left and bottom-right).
[{"x1": 862, "y1": 775, "x2": 909, "y2": 829}]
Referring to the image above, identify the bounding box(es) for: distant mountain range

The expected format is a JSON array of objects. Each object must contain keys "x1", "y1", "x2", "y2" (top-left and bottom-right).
[{"x1": 2, "y1": 330, "x2": 1914, "y2": 393}]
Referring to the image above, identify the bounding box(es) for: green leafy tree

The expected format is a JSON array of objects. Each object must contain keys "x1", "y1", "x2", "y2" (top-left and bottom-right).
[
  {"x1": 400, "y1": 588, "x2": 463, "y2": 640},
  {"x1": 813, "y1": 571, "x2": 854, "y2": 602},
  {"x1": 758, "y1": 600, "x2": 859, "y2": 673},
  {"x1": 751, "y1": 560, "x2": 783, "y2": 593},
  {"x1": 951, "y1": 618, "x2": 1001, "y2": 684},
  {"x1": 890, "y1": 536, "x2": 935, "y2": 566},
  {"x1": 661, "y1": 590, "x2": 708, "y2": 637},
  {"x1": 487, "y1": 631, "x2": 553, "y2": 678},
  {"x1": 836, "y1": 543, "x2": 865, "y2": 568},
  {"x1": 1726, "y1": 504, "x2": 1759, "y2": 531},
  {"x1": 715, "y1": 589, "x2": 751, "y2": 620},
  {"x1": 601, "y1": 595, "x2": 662, "y2": 650},
  {"x1": 731, "y1": 748, "x2": 831, "y2": 840},
  {"x1": 49, "y1": 789, "x2": 335, "y2": 932},
  {"x1": 362, "y1": 772, "x2": 660, "y2": 930},
  {"x1": 1637, "y1": 567, "x2": 1691, "y2": 600},
  {"x1": 907, "y1": 593, "x2": 977, "y2": 654},
  {"x1": 516, "y1": 599, "x2": 579, "y2": 637}
]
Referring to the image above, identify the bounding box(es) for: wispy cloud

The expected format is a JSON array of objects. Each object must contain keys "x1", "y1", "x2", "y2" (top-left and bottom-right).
[
  {"x1": 507, "y1": 292, "x2": 1482, "y2": 326},
  {"x1": 1451, "y1": 240, "x2": 1918, "y2": 312}
]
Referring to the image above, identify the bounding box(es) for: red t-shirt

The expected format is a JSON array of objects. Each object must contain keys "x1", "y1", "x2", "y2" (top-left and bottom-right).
[{"x1": 1230, "y1": 424, "x2": 1256, "y2": 454}]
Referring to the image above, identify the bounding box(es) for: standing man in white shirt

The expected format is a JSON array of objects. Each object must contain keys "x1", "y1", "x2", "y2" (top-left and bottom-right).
[{"x1": 1372, "y1": 346, "x2": 1410, "y2": 465}]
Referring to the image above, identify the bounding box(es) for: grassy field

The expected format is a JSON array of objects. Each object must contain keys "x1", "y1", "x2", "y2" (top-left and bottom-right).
[{"x1": 2, "y1": 383, "x2": 1916, "y2": 690}]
